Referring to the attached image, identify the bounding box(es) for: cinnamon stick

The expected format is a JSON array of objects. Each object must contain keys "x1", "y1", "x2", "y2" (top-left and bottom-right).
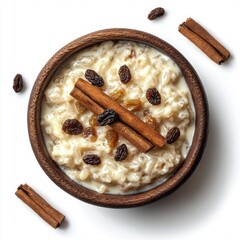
[
  {"x1": 74, "y1": 79, "x2": 166, "y2": 148},
  {"x1": 71, "y1": 87, "x2": 154, "y2": 152},
  {"x1": 178, "y1": 23, "x2": 224, "y2": 64},
  {"x1": 178, "y1": 18, "x2": 230, "y2": 64},
  {"x1": 184, "y1": 18, "x2": 230, "y2": 61},
  {"x1": 15, "y1": 184, "x2": 65, "y2": 228}
]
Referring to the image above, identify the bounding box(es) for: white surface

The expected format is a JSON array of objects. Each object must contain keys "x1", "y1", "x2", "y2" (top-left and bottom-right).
[{"x1": 0, "y1": 0, "x2": 239, "y2": 239}]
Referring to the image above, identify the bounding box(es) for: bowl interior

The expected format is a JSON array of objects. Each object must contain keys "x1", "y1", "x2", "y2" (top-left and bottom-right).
[{"x1": 28, "y1": 28, "x2": 208, "y2": 208}]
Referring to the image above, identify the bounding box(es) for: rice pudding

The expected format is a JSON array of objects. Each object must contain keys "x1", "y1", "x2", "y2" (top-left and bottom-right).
[{"x1": 41, "y1": 41, "x2": 195, "y2": 194}]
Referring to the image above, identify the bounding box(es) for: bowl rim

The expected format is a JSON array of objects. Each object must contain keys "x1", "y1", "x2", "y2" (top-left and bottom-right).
[{"x1": 28, "y1": 28, "x2": 209, "y2": 208}]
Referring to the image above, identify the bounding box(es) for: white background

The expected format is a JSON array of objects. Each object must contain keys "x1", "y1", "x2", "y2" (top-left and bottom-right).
[{"x1": 0, "y1": 0, "x2": 239, "y2": 239}]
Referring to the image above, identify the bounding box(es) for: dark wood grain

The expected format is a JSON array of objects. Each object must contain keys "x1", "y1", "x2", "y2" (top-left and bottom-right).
[{"x1": 28, "y1": 28, "x2": 209, "y2": 208}]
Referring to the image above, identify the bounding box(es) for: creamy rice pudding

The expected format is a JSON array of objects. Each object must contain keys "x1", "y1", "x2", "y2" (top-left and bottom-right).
[{"x1": 41, "y1": 41, "x2": 195, "y2": 194}]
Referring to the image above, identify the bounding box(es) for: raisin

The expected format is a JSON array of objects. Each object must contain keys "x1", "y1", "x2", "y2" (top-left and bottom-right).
[
  {"x1": 82, "y1": 127, "x2": 97, "y2": 142},
  {"x1": 146, "y1": 88, "x2": 161, "y2": 105},
  {"x1": 114, "y1": 144, "x2": 128, "y2": 161},
  {"x1": 75, "y1": 101, "x2": 86, "y2": 114},
  {"x1": 118, "y1": 65, "x2": 131, "y2": 84},
  {"x1": 109, "y1": 88, "x2": 125, "y2": 101},
  {"x1": 85, "y1": 69, "x2": 104, "y2": 87},
  {"x1": 148, "y1": 7, "x2": 165, "y2": 20},
  {"x1": 97, "y1": 109, "x2": 118, "y2": 126},
  {"x1": 106, "y1": 129, "x2": 119, "y2": 148},
  {"x1": 89, "y1": 114, "x2": 98, "y2": 127},
  {"x1": 123, "y1": 99, "x2": 142, "y2": 111},
  {"x1": 62, "y1": 119, "x2": 83, "y2": 135},
  {"x1": 13, "y1": 74, "x2": 23, "y2": 93},
  {"x1": 166, "y1": 127, "x2": 180, "y2": 144},
  {"x1": 83, "y1": 154, "x2": 101, "y2": 165}
]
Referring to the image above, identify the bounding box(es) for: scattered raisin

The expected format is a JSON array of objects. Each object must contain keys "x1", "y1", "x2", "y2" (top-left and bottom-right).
[
  {"x1": 114, "y1": 144, "x2": 128, "y2": 161},
  {"x1": 146, "y1": 88, "x2": 161, "y2": 105},
  {"x1": 62, "y1": 119, "x2": 83, "y2": 135},
  {"x1": 106, "y1": 129, "x2": 119, "y2": 148},
  {"x1": 118, "y1": 65, "x2": 131, "y2": 84},
  {"x1": 83, "y1": 154, "x2": 101, "y2": 165},
  {"x1": 148, "y1": 7, "x2": 165, "y2": 20},
  {"x1": 166, "y1": 127, "x2": 180, "y2": 144},
  {"x1": 13, "y1": 74, "x2": 23, "y2": 93},
  {"x1": 82, "y1": 127, "x2": 97, "y2": 142},
  {"x1": 85, "y1": 69, "x2": 104, "y2": 87},
  {"x1": 97, "y1": 109, "x2": 118, "y2": 126}
]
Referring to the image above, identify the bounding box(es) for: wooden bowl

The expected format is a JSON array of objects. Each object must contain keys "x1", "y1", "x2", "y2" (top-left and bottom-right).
[{"x1": 28, "y1": 28, "x2": 208, "y2": 208}]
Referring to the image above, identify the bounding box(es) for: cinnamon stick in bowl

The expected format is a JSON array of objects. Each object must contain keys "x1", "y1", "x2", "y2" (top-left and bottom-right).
[
  {"x1": 74, "y1": 78, "x2": 166, "y2": 148},
  {"x1": 28, "y1": 28, "x2": 209, "y2": 207},
  {"x1": 71, "y1": 87, "x2": 154, "y2": 152}
]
